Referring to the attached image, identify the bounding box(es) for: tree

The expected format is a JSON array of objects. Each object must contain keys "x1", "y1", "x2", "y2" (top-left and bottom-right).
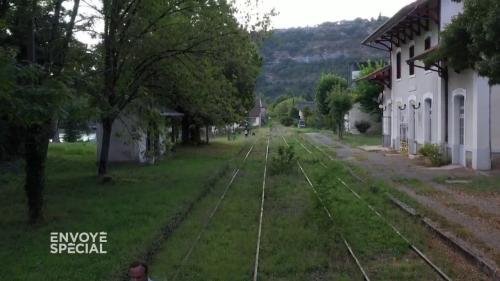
[
  {"x1": 289, "y1": 107, "x2": 300, "y2": 119},
  {"x1": 329, "y1": 86, "x2": 353, "y2": 139},
  {"x1": 95, "y1": 0, "x2": 265, "y2": 175},
  {"x1": 427, "y1": 0, "x2": 500, "y2": 84},
  {"x1": 0, "y1": 0, "x2": 83, "y2": 223},
  {"x1": 316, "y1": 73, "x2": 347, "y2": 116},
  {"x1": 303, "y1": 92, "x2": 314, "y2": 101},
  {"x1": 353, "y1": 61, "x2": 385, "y2": 118}
]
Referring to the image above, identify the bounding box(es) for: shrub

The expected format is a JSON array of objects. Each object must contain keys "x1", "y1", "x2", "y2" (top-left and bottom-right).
[
  {"x1": 354, "y1": 120, "x2": 371, "y2": 134},
  {"x1": 270, "y1": 145, "x2": 296, "y2": 175},
  {"x1": 419, "y1": 144, "x2": 449, "y2": 166},
  {"x1": 280, "y1": 116, "x2": 295, "y2": 127}
]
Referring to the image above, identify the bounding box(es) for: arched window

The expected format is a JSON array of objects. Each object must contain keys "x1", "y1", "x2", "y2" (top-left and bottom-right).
[
  {"x1": 396, "y1": 51, "x2": 401, "y2": 79},
  {"x1": 409, "y1": 45, "x2": 415, "y2": 76},
  {"x1": 425, "y1": 36, "x2": 431, "y2": 50}
]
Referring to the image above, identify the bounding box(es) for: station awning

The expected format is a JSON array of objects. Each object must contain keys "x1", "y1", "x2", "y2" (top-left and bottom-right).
[{"x1": 356, "y1": 65, "x2": 392, "y2": 89}]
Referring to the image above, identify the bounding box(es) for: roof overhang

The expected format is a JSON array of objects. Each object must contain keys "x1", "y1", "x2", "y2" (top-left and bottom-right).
[
  {"x1": 356, "y1": 65, "x2": 392, "y2": 89},
  {"x1": 160, "y1": 108, "x2": 184, "y2": 118},
  {"x1": 362, "y1": 0, "x2": 440, "y2": 52},
  {"x1": 406, "y1": 46, "x2": 447, "y2": 78}
]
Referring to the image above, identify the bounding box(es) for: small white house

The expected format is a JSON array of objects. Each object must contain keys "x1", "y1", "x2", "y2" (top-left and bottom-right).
[
  {"x1": 96, "y1": 108, "x2": 183, "y2": 163},
  {"x1": 362, "y1": 0, "x2": 500, "y2": 170},
  {"x1": 248, "y1": 97, "x2": 266, "y2": 127}
]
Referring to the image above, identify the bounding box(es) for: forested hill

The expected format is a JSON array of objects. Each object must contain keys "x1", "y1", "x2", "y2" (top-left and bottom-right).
[{"x1": 257, "y1": 17, "x2": 388, "y2": 100}]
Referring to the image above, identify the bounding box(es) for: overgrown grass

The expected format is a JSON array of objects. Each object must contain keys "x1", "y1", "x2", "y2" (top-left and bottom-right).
[
  {"x1": 0, "y1": 138, "x2": 247, "y2": 281},
  {"x1": 336, "y1": 133, "x2": 382, "y2": 147},
  {"x1": 292, "y1": 134, "x2": 490, "y2": 281},
  {"x1": 434, "y1": 174, "x2": 500, "y2": 195},
  {"x1": 150, "y1": 135, "x2": 267, "y2": 280}
]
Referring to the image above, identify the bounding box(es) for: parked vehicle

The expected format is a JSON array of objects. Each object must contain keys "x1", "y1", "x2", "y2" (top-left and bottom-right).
[{"x1": 298, "y1": 119, "x2": 306, "y2": 128}]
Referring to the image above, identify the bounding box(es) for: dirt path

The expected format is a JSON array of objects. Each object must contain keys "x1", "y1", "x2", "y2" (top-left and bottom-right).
[{"x1": 306, "y1": 132, "x2": 500, "y2": 267}]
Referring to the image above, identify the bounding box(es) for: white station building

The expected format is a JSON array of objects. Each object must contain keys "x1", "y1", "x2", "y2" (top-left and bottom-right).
[{"x1": 361, "y1": 0, "x2": 500, "y2": 170}]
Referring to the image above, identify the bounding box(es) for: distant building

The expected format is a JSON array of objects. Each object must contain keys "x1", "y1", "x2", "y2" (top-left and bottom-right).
[
  {"x1": 248, "y1": 97, "x2": 266, "y2": 127},
  {"x1": 295, "y1": 101, "x2": 316, "y2": 121},
  {"x1": 361, "y1": 0, "x2": 500, "y2": 170},
  {"x1": 346, "y1": 70, "x2": 381, "y2": 134}
]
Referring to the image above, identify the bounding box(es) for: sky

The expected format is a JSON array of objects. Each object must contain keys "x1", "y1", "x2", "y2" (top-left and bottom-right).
[{"x1": 237, "y1": 0, "x2": 415, "y2": 29}]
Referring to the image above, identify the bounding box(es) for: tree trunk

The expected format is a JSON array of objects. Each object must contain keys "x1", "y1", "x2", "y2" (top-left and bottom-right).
[
  {"x1": 51, "y1": 119, "x2": 60, "y2": 143},
  {"x1": 181, "y1": 115, "x2": 190, "y2": 144},
  {"x1": 24, "y1": 123, "x2": 50, "y2": 224},
  {"x1": 205, "y1": 125, "x2": 209, "y2": 144},
  {"x1": 98, "y1": 117, "x2": 113, "y2": 176},
  {"x1": 171, "y1": 123, "x2": 175, "y2": 144},
  {"x1": 191, "y1": 125, "x2": 201, "y2": 144}
]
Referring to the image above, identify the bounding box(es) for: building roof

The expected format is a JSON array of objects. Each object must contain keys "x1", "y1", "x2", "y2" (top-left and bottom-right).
[
  {"x1": 160, "y1": 108, "x2": 184, "y2": 117},
  {"x1": 295, "y1": 101, "x2": 316, "y2": 111},
  {"x1": 362, "y1": 0, "x2": 439, "y2": 51}
]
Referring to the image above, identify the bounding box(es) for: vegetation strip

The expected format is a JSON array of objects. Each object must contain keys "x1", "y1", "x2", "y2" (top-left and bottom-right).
[
  {"x1": 301, "y1": 136, "x2": 367, "y2": 183},
  {"x1": 281, "y1": 135, "x2": 289, "y2": 147},
  {"x1": 295, "y1": 138, "x2": 312, "y2": 154},
  {"x1": 252, "y1": 137, "x2": 270, "y2": 281},
  {"x1": 307, "y1": 135, "x2": 495, "y2": 280},
  {"x1": 170, "y1": 144, "x2": 255, "y2": 281},
  {"x1": 297, "y1": 160, "x2": 370, "y2": 280},
  {"x1": 336, "y1": 177, "x2": 454, "y2": 281},
  {"x1": 301, "y1": 135, "x2": 455, "y2": 281}
]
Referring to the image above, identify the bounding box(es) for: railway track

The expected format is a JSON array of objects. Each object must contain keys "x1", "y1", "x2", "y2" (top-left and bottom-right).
[
  {"x1": 295, "y1": 134, "x2": 453, "y2": 281},
  {"x1": 170, "y1": 141, "x2": 257, "y2": 281}
]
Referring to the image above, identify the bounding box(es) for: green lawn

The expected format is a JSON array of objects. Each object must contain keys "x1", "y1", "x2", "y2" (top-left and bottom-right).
[
  {"x1": 0, "y1": 126, "x2": 490, "y2": 281},
  {"x1": 0, "y1": 137, "x2": 249, "y2": 281}
]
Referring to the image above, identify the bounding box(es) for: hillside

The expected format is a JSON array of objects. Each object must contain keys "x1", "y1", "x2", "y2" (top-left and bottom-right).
[{"x1": 257, "y1": 17, "x2": 388, "y2": 100}]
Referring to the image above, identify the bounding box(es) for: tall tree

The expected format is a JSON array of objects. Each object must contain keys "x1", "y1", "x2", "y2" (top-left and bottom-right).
[
  {"x1": 329, "y1": 85, "x2": 352, "y2": 139},
  {"x1": 96, "y1": 0, "x2": 265, "y2": 175},
  {"x1": 0, "y1": 0, "x2": 83, "y2": 223},
  {"x1": 316, "y1": 73, "x2": 347, "y2": 115},
  {"x1": 353, "y1": 61, "x2": 385, "y2": 118}
]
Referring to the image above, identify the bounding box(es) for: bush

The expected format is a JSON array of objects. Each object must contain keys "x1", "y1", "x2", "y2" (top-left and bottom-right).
[
  {"x1": 419, "y1": 144, "x2": 449, "y2": 166},
  {"x1": 354, "y1": 120, "x2": 371, "y2": 134},
  {"x1": 270, "y1": 145, "x2": 296, "y2": 175},
  {"x1": 280, "y1": 116, "x2": 295, "y2": 127}
]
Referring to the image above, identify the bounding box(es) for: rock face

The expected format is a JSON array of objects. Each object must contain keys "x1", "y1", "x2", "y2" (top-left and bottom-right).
[{"x1": 257, "y1": 18, "x2": 387, "y2": 99}]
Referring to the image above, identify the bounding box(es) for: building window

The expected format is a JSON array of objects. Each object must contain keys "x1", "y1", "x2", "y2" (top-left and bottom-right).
[
  {"x1": 396, "y1": 52, "x2": 401, "y2": 79},
  {"x1": 425, "y1": 36, "x2": 431, "y2": 50},
  {"x1": 459, "y1": 98, "x2": 465, "y2": 145},
  {"x1": 409, "y1": 45, "x2": 415, "y2": 76}
]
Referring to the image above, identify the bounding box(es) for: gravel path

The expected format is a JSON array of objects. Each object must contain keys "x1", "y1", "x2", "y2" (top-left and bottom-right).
[{"x1": 306, "y1": 132, "x2": 500, "y2": 266}]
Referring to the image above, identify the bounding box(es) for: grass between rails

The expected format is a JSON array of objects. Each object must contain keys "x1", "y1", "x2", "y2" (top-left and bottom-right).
[
  {"x1": 295, "y1": 133, "x2": 491, "y2": 281},
  {"x1": 258, "y1": 133, "x2": 362, "y2": 281},
  {"x1": 150, "y1": 134, "x2": 267, "y2": 281},
  {"x1": 0, "y1": 137, "x2": 249, "y2": 281}
]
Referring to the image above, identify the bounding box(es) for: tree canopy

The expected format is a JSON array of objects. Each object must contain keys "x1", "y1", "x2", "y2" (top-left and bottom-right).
[
  {"x1": 428, "y1": 0, "x2": 500, "y2": 84},
  {"x1": 316, "y1": 73, "x2": 347, "y2": 115},
  {"x1": 353, "y1": 61, "x2": 385, "y2": 118}
]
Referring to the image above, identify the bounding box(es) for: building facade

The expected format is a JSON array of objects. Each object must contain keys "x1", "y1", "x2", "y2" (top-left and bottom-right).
[
  {"x1": 362, "y1": 0, "x2": 500, "y2": 170},
  {"x1": 248, "y1": 97, "x2": 266, "y2": 127}
]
